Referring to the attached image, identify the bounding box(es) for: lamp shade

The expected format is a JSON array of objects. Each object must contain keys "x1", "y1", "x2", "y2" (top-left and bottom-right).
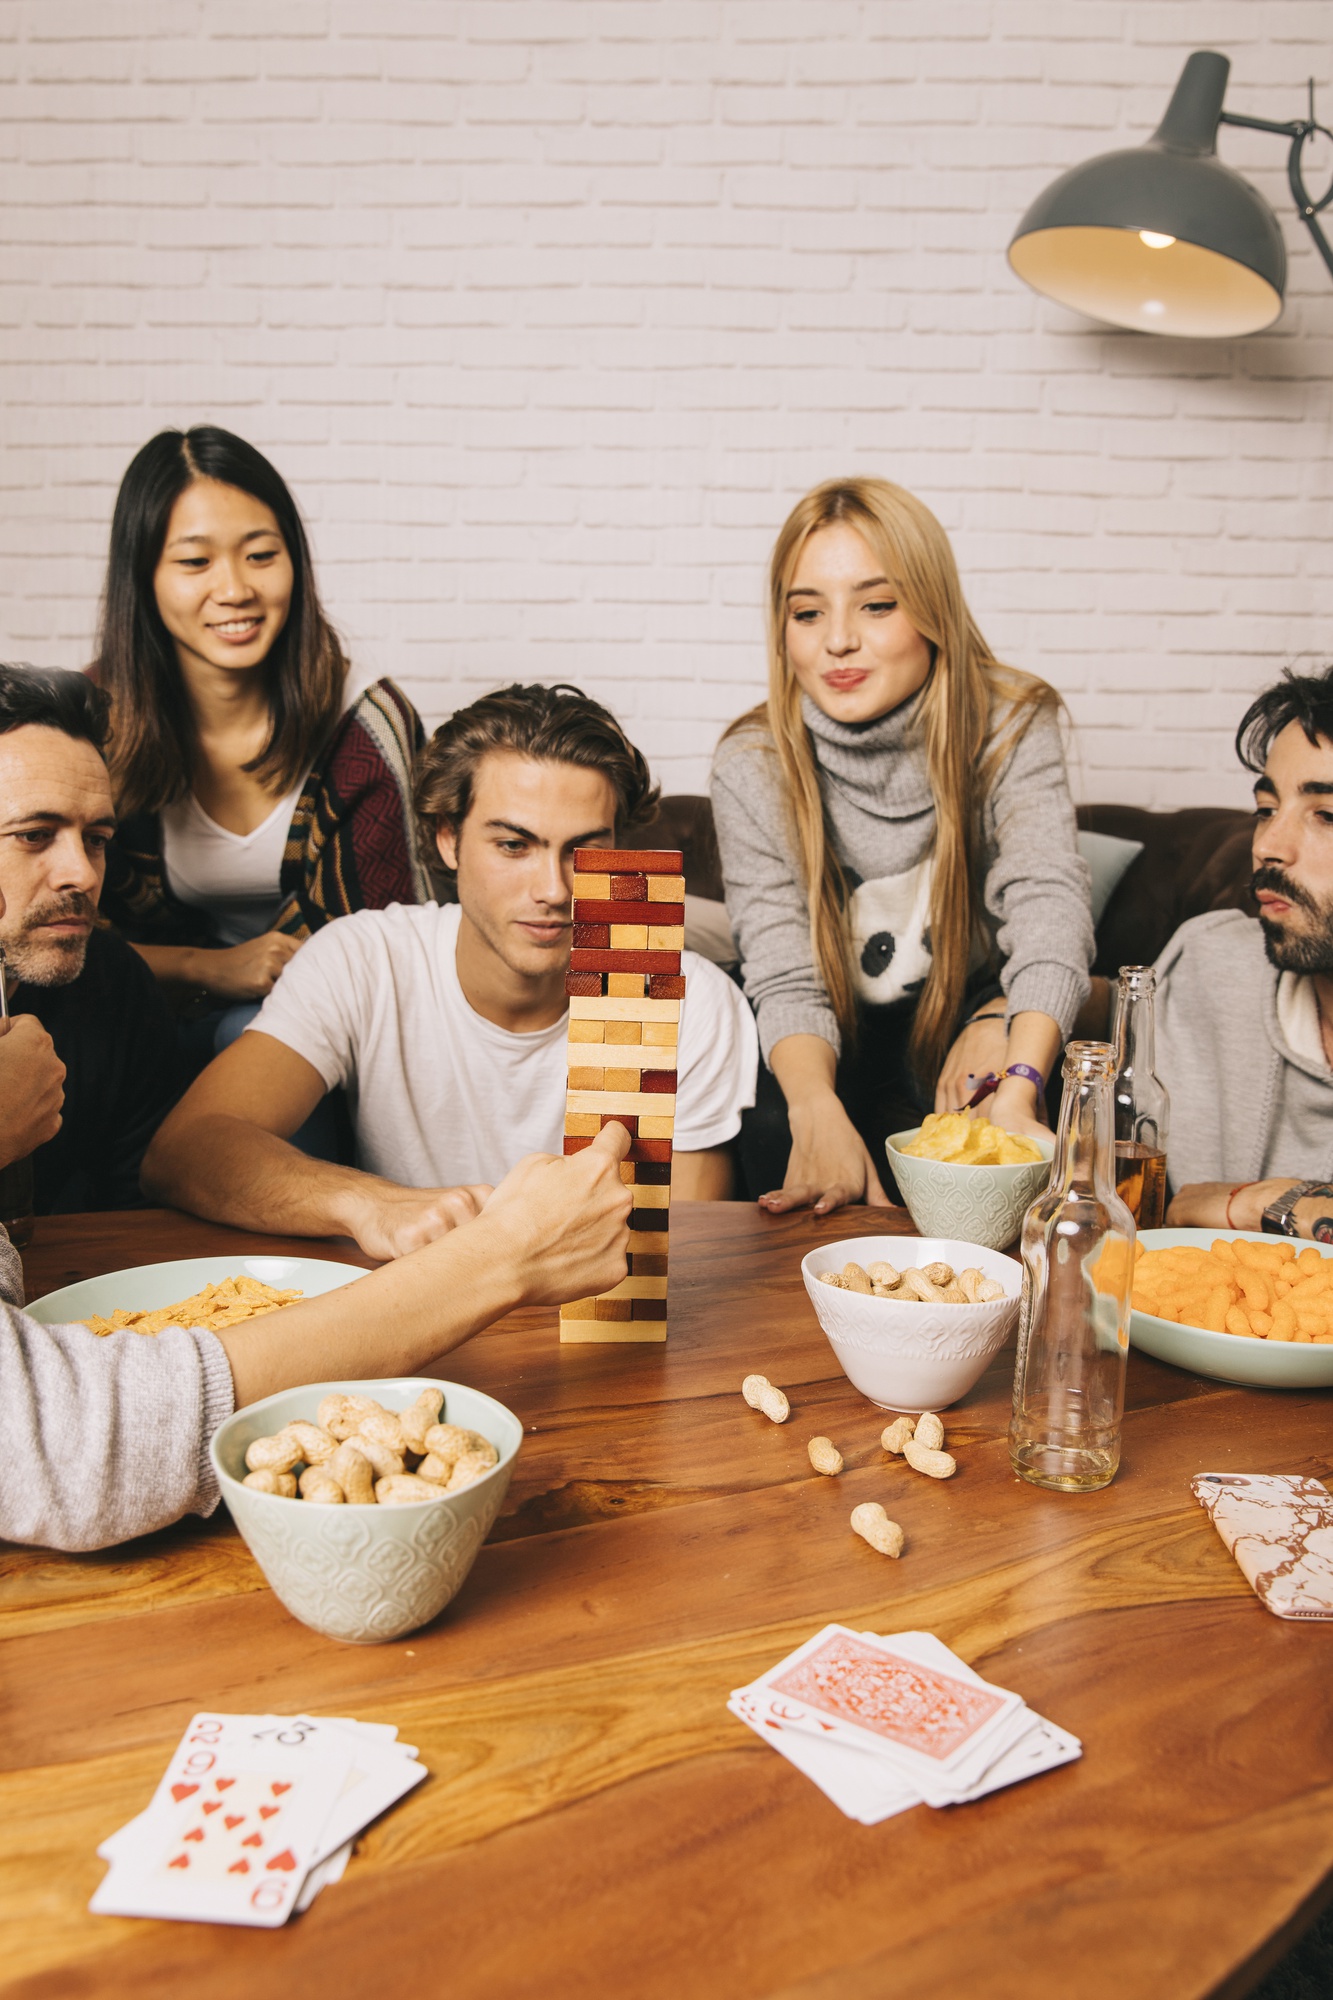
[{"x1": 1008, "y1": 51, "x2": 1286, "y2": 337}]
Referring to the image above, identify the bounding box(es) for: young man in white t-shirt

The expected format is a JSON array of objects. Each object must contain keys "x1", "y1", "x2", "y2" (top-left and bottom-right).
[{"x1": 144, "y1": 684, "x2": 758, "y2": 1258}]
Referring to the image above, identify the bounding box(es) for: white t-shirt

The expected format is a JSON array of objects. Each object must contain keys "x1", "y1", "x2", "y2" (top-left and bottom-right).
[{"x1": 250, "y1": 902, "x2": 759, "y2": 1188}]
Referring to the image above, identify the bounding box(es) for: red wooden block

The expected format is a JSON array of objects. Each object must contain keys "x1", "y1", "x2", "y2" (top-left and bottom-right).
[
  {"x1": 629, "y1": 1254, "x2": 669, "y2": 1277},
  {"x1": 639, "y1": 1070, "x2": 676, "y2": 1095},
  {"x1": 610, "y1": 874, "x2": 647, "y2": 899},
  {"x1": 599, "y1": 1113, "x2": 638, "y2": 1136},
  {"x1": 595, "y1": 1298, "x2": 633, "y2": 1322},
  {"x1": 569, "y1": 950, "x2": 681, "y2": 975},
  {"x1": 569, "y1": 901, "x2": 680, "y2": 926},
  {"x1": 566, "y1": 1135, "x2": 672, "y2": 1164},
  {"x1": 564, "y1": 973, "x2": 605, "y2": 997},
  {"x1": 631, "y1": 1299, "x2": 668, "y2": 1321},
  {"x1": 572, "y1": 923, "x2": 610, "y2": 948},
  {"x1": 648, "y1": 974, "x2": 686, "y2": 998},
  {"x1": 628, "y1": 1204, "x2": 670, "y2": 1228},
  {"x1": 574, "y1": 848, "x2": 682, "y2": 874}
]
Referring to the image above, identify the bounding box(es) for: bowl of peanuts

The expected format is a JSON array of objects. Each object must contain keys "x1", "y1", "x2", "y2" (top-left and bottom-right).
[
  {"x1": 1130, "y1": 1229, "x2": 1333, "y2": 1387},
  {"x1": 801, "y1": 1237, "x2": 1021, "y2": 1412},
  {"x1": 210, "y1": 1378, "x2": 522, "y2": 1643}
]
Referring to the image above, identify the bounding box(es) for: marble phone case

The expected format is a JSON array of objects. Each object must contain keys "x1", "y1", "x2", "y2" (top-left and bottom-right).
[{"x1": 1192, "y1": 1473, "x2": 1333, "y2": 1620}]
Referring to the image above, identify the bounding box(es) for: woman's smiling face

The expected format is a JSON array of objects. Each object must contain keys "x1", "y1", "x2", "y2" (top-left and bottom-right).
[
  {"x1": 784, "y1": 520, "x2": 933, "y2": 725},
  {"x1": 153, "y1": 478, "x2": 294, "y2": 679}
]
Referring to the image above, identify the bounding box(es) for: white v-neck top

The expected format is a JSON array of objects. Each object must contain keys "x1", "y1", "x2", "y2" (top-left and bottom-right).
[{"x1": 161, "y1": 781, "x2": 303, "y2": 946}]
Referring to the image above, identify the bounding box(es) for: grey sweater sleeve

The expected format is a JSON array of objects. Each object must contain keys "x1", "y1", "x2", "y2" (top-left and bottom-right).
[
  {"x1": 981, "y1": 705, "x2": 1094, "y2": 1036},
  {"x1": 0, "y1": 1232, "x2": 236, "y2": 1552},
  {"x1": 710, "y1": 730, "x2": 843, "y2": 1063}
]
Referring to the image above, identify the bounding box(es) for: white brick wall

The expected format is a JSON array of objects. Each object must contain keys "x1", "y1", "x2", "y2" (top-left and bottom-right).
[{"x1": 0, "y1": 0, "x2": 1329, "y2": 809}]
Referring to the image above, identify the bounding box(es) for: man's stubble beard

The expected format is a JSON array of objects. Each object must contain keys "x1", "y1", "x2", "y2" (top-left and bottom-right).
[
  {"x1": 1253, "y1": 865, "x2": 1333, "y2": 977},
  {"x1": 1, "y1": 893, "x2": 96, "y2": 989}
]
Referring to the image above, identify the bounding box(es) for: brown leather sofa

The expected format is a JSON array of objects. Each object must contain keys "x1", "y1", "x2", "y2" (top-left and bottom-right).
[{"x1": 644, "y1": 796, "x2": 1257, "y2": 977}]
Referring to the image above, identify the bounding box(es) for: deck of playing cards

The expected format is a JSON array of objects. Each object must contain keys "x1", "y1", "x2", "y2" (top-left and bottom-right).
[
  {"x1": 92, "y1": 1713, "x2": 426, "y2": 1926},
  {"x1": 730, "y1": 1625, "x2": 1080, "y2": 1824}
]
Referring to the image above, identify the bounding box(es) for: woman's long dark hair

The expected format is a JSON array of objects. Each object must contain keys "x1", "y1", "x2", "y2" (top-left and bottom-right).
[{"x1": 94, "y1": 426, "x2": 348, "y2": 816}]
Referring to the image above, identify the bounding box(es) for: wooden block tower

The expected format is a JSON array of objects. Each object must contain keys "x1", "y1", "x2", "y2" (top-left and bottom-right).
[{"x1": 559, "y1": 846, "x2": 685, "y2": 1343}]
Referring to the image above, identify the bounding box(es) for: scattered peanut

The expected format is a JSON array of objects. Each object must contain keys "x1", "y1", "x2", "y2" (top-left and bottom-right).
[
  {"x1": 914, "y1": 1412, "x2": 945, "y2": 1452},
  {"x1": 243, "y1": 1468, "x2": 298, "y2": 1497},
  {"x1": 807, "y1": 1436, "x2": 844, "y2": 1476},
  {"x1": 850, "y1": 1502, "x2": 905, "y2": 1558},
  {"x1": 240, "y1": 1394, "x2": 496, "y2": 1504},
  {"x1": 880, "y1": 1416, "x2": 916, "y2": 1455},
  {"x1": 903, "y1": 1438, "x2": 957, "y2": 1479},
  {"x1": 817, "y1": 1259, "x2": 1007, "y2": 1306},
  {"x1": 741, "y1": 1375, "x2": 790, "y2": 1423}
]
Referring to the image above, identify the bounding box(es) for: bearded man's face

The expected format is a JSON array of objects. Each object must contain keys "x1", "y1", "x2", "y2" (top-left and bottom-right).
[{"x1": 0, "y1": 726, "x2": 114, "y2": 989}]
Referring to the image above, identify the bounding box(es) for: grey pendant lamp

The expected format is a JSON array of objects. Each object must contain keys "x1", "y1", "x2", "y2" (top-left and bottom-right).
[{"x1": 1009, "y1": 50, "x2": 1333, "y2": 338}]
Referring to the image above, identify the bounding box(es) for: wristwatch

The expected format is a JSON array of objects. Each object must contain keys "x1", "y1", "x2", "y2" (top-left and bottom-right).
[{"x1": 1261, "y1": 1181, "x2": 1333, "y2": 1235}]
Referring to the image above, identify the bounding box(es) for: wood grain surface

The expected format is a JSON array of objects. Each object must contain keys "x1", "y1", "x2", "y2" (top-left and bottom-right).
[{"x1": 2, "y1": 1203, "x2": 1331, "y2": 2000}]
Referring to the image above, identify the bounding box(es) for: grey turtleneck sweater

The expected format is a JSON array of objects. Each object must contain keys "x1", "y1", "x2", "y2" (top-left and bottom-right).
[{"x1": 710, "y1": 691, "x2": 1093, "y2": 1063}]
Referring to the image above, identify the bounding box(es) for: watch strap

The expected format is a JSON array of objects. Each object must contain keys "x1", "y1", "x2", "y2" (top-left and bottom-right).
[{"x1": 1261, "y1": 1181, "x2": 1326, "y2": 1236}]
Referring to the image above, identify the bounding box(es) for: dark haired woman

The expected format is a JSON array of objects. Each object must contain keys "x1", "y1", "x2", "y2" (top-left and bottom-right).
[{"x1": 95, "y1": 427, "x2": 430, "y2": 1035}]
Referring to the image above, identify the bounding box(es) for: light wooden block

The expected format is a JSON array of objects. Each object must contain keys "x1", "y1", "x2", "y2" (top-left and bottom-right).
[
  {"x1": 646, "y1": 875, "x2": 686, "y2": 901},
  {"x1": 609, "y1": 925, "x2": 649, "y2": 949},
  {"x1": 603, "y1": 1068, "x2": 642, "y2": 1093},
  {"x1": 564, "y1": 1112, "x2": 602, "y2": 1136},
  {"x1": 569, "y1": 997, "x2": 681, "y2": 1022},
  {"x1": 642, "y1": 1020, "x2": 678, "y2": 1047},
  {"x1": 646, "y1": 925, "x2": 685, "y2": 951},
  {"x1": 605, "y1": 1020, "x2": 642, "y2": 1044},
  {"x1": 597, "y1": 1274, "x2": 669, "y2": 1300},
  {"x1": 631, "y1": 1185, "x2": 671, "y2": 1208},
  {"x1": 630, "y1": 1230, "x2": 669, "y2": 1256},
  {"x1": 568, "y1": 1019, "x2": 605, "y2": 1043},
  {"x1": 567, "y1": 1091, "x2": 677, "y2": 1117},
  {"x1": 559, "y1": 1320, "x2": 667, "y2": 1344},
  {"x1": 565, "y1": 1043, "x2": 675, "y2": 1072},
  {"x1": 559, "y1": 1297, "x2": 598, "y2": 1320},
  {"x1": 572, "y1": 874, "x2": 611, "y2": 901},
  {"x1": 638, "y1": 1115, "x2": 675, "y2": 1140},
  {"x1": 608, "y1": 973, "x2": 646, "y2": 997}
]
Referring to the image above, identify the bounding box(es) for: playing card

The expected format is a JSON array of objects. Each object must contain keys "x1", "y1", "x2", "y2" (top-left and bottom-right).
[
  {"x1": 754, "y1": 1625, "x2": 1023, "y2": 1791},
  {"x1": 728, "y1": 1690, "x2": 919, "y2": 1823},
  {"x1": 91, "y1": 1715, "x2": 355, "y2": 1926}
]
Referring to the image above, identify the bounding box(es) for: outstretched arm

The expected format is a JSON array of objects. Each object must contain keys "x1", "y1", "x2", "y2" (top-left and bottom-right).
[{"x1": 141, "y1": 1032, "x2": 492, "y2": 1260}]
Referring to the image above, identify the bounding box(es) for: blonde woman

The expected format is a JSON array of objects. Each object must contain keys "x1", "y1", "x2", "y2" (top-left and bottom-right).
[{"x1": 710, "y1": 477, "x2": 1093, "y2": 1214}]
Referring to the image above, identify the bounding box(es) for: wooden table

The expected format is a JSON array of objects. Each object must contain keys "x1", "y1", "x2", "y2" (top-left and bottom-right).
[{"x1": 3, "y1": 1204, "x2": 1332, "y2": 2000}]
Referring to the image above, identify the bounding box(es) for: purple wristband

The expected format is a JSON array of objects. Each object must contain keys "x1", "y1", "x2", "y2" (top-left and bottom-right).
[{"x1": 1002, "y1": 1063, "x2": 1046, "y2": 1095}]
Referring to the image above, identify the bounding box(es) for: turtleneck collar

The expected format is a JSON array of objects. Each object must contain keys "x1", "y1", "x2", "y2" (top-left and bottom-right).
[{"x1": 800, "y1": 687, "x2": 934, "y2": 821}]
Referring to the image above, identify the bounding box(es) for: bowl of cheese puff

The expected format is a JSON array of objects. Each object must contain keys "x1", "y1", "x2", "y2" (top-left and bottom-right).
[{"x1": 886, "y1": 1114, "x2": 1054, "y2": 1252}]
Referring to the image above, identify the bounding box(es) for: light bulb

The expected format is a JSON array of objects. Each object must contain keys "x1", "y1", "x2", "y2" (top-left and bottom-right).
[{"x1": 1139, "y1": 231, "x2": 1176, "y2": 250}]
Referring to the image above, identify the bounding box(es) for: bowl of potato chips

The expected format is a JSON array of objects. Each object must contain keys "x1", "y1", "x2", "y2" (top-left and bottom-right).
[
  {"x1": 886, "y1": 1115, "x2": 1054, "y2": 1251},
  {"x1": 1130, "y1": 1229, "x2": 1333, "y2": 1388}
]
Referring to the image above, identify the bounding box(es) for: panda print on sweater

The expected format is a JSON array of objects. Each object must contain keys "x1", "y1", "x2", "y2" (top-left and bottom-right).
[{"x1": 847, "y1": 858, "x2": 933, "y2": 1007}]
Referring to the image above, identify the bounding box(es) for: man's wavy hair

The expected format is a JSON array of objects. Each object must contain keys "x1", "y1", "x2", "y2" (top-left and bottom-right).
[
  {"x1": 414, "y1": 683, "x2": 658, "y2": 874},
  {"x1": 1237, "y1": 665, "x2": 1333, "y2": 772}
]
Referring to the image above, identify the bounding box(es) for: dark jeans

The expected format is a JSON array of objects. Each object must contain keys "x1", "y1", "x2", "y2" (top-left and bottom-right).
[{"x1": 737, "y1": 1002, "x2": 930, "y2": 1202}]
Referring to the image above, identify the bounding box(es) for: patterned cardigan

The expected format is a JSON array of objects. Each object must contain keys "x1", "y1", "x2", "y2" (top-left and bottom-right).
[{"x1": 102, "y1": 678, "x2": 433, "y2": 947}]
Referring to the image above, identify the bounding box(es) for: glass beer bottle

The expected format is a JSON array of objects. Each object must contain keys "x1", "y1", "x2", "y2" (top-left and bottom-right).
[
  {"x1": 1009, "y1": 1041, "x2": 1136, "y2": 1493},
  {"x1": 1111, "y1": 965, "x2": 1170, "y2": 1229}
]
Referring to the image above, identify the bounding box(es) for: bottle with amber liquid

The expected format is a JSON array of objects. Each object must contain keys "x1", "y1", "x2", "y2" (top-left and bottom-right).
[
  {"x1": 1111, "y1": 965, "x2": 1170, "y2": 1230},
  {"x1": 1009, "y1": 1041, "x2": 1136, "y2": 1493}
]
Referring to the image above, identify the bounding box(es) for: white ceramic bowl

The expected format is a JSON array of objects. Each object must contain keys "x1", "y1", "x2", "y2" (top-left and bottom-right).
[
  {"x1": 1131, "y1": 1228, "x2": 1333, "y2": 1389},
  {"x1": 886, "y1": 1129, "x2": 1054, "y2": 1253},
  {"x1": 26, "y1": 1253, "x2": 369, "y2": 1326},
  {"x1": 211, "y1": 1378, "x2": 522, "y2": 1644},
  {"x1": 802, "y1": 1236, "x2": 1022, "y2": 1412}
]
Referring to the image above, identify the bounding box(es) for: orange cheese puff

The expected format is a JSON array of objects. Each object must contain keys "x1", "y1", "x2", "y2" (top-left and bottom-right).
[
  {"x1": 1226, "y1": 1305, "x2": 1257, "y2": 1338},
  {"x1": 1202, "y1": 1288, "x2": 1231, "y2": 1333},
  {"x1": 1268, "y1": 1302, "x2": 1297, "y2": 1342},
  {"x1": 1210, "y1": 1237, "x2": 1238, "y2": 1264}
]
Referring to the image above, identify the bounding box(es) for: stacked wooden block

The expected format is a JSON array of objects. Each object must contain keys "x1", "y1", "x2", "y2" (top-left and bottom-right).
[{"x1": 560, "y1": 847, "x2": 685, "y2": 1343}]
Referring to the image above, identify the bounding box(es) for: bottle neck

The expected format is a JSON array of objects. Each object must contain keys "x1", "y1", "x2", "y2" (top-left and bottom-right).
[
  {"x1": 1052, "y1": 1070, "x2": 1116, "y2": 1195},
  {"x1": 1117, "y1": 987, "x2": 1156, "y2": 1073}
]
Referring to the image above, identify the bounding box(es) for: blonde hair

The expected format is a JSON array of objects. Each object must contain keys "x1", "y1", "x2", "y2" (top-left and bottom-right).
[{"x1": 727, "y1": 476, "x2": 1058, "y2": 1082}]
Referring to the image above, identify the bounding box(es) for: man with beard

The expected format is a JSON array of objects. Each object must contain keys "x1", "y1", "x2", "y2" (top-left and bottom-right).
[
  {"x1": 0, "y1": 665, "x2": 183, "y2": 1211},
  {"x1": 1161, "y1": 668, "x2": 1333, "y2": 1239}
]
